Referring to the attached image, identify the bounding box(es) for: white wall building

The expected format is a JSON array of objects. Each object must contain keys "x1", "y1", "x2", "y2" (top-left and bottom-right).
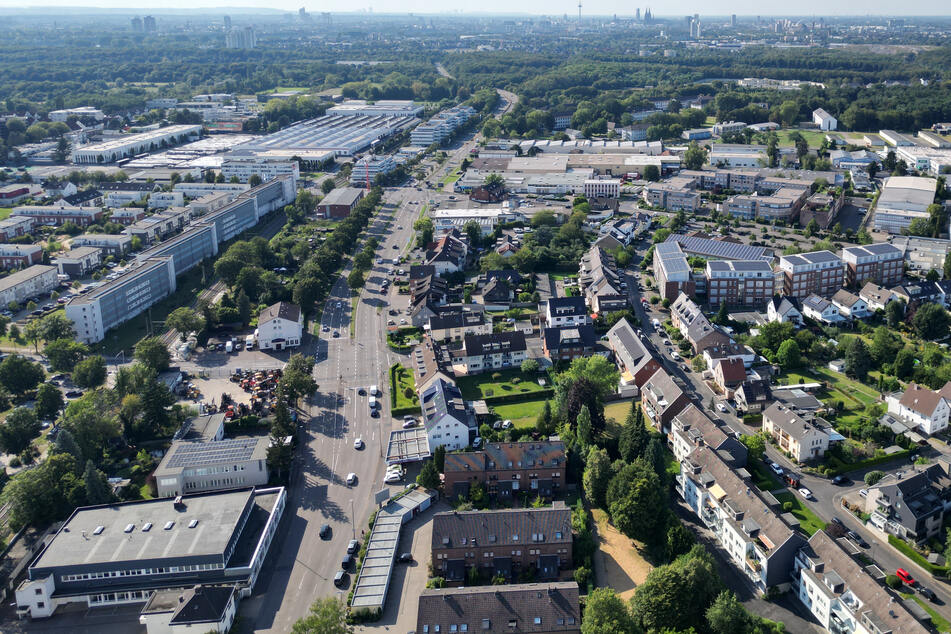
[
  {"x1": 887, "y1": 381, "x2": 951, "y2": 436},
  {"x1": 0, "y1": 264, "x2": 58, "y2": 306},
  {"x1": 256, "y1": 302, "x2": 303, "y2": 351},
  {"x1": 71, "y1": 125, "x2": 202, "y2": 164},
  {"x1": 220, "y1": 157, "x2": 300, "y2": 184},
  {"x1": 812, "y1": 108, "x2": 837, "y2": 131},
  {"x1": 583, "y1": 179, "x2": 621, "y2": 198}
]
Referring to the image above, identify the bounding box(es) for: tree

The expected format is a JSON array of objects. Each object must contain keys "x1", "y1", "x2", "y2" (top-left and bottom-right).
[
  {"x1": 642, "y1": 164, "x2": 660, "y2": 181},
  {"x1": 291, "y1": 597, "x2": 352, "y2": 634},
  {"x1": 683, "y1": 141, "x2": 708, "y2": 171},
  {"x1": 22, "y1": 319, "x2": 43, "y2": 353},
  {"x1": 433, "y1": 444, "x2": 446, "y2": 473},
  {"x1": 575, "y1": 405, "x2": 593, "y2": 453},
  {"x1": 84, "y1": 459, "x2": 113, "y2": 505},
  {"x1": 39, "y1": 313, "x2": 75, "y2": 342},
  {"x1": 583, "y1": 447, "x2": 612, "y2": 508},
  {"x1": 417, "y1": 459, "x2": 441, "y2": 490},
  {"x1": 414, "y1": 217, "x2": 434, "y2": 248},
  {"x1": 35, "y1": 383, "x2": 64, "y2": 420},
  {"x1": 580, "y1": 588, "x2": 638, "y2": 634},
  {"x1": 870, "y1": 326, "x2": 901, "y2": 367},
  {"x1": 706, "y1": 591, "x2": 751, "y2": 634},
  {"x1": 520, "y1": 358, "x2": 539, "y2": 374},
  {"x1": 72, "y1": 355, "x2": 107, "y2": 389},
  {"x1": 666, "y1": 523, "x2": 695, "y2": 561},
  {"x1": 713, "y1": 302, "x2": 729, "y2": 326},
  {"x1": 945, "y1": 251, "x2": 951, "y2": 281},
  {"x1": 563, "y1": 378, "x2": 607, "y2": 438},
  {"x1": 51, "y1": 427, "x2": 83, "y2": 466},
  {"x1": 0, "y1": 355, "x2": 44, "y2": 395},
  {"x1": 535, "y1": 400, "x2": 555, "y2": 436},
  {"x1": 886, "y1": 300, "x2": 904, "y2": 329},
  {"x1": 248, "y1": 174, "x2": 262, "y2": 187},
  {"x1": 619, "y1": 403, "x2": 649, "y2": 462},
  {"x1": 0, "y1": 407, "x2": 41, "y2": 455},
  {"x1": 134, "y1": 336, "x2": 171, "y2": 372},
  {"x1": 560, "y1": 356, "x2": 619, "y2": 398},
  {"x1": 0, "y1": 453, "x2": 83, "y2": 530},
  {"x1": 865, "y1": 470, "x2": 885, "y2": 486},
  {"x1": 913, "y1": 303, "x2": 950, "y2": 340},
  {"x1": 320, "y1": 179, "x2": 335, "y2": 194},
  {"x1": 607, "y1": 460, "x2": 670, "y2": 546},
  {"x1": 44, "y1": 338, "x2": 88, "y2": 372},
  {"x1": 804, "y1": 218, "x2": 819, "y2": 238},
  {"x1": 165, "y1": 307, "x2": 204, "y2": 336},
  {"x1": 893, "y1": 346, "x2": 916, "y2": 379},
  {"x1": 347, "y1": 269, "x2": 365, "y2": 289},
  {"x1": 631, "y1": 545, "x2": 723, "y2": 633},
  {"x1": 845, "y1": 338, "x2": 872, "y2": 381},
  {"x1": 280, "y1": 355, "x2": 318, "y2": 406},
  {"x1": 740, "y1": 433, "x2": 765, "y2": 462},
  {"x1": 776, "y1": 339, "x2": 801, "y2": 370}
]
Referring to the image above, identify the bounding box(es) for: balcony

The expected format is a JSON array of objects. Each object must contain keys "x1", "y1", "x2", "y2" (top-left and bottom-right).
[{"x1": 746, "y1": 556, "x2": 762, "y2": 572}]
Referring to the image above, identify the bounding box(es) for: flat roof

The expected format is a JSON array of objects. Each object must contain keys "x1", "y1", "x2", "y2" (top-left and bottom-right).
[
  {"x1": 73, "y1": 125, "x2": 201, "y2": 153},
  {"x1": 386, "y1": 428, "x2": 431, "y2": 464},
  {"x1": 667, "y1": 234, "x2": 771, "y2": 261},
  {"x1": 32, "y1": 488, "x2": 260, "y2": 570},
  {"x1": 318, "y1": 187, "x2": 363, "y2": 207},
  {"x1": 156, "y1": 437, "x2": 268, "y2": 476}
]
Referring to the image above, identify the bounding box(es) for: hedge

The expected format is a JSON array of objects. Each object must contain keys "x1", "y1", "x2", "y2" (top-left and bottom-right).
[
  {"x1": 887, "y1": 535, "x2": 948, "y2": 577},
  {"x1": 480, "y1": 388, "x2": 554, "y2": 406},
  {"x1": 824, "y1": 449, "x2": 912, "y2": 477},
  {"x1": 389, "y1": 363, "x2": 422, "y2": 416}
]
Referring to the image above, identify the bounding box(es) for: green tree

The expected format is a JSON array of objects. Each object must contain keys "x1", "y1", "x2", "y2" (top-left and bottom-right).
[
  {"x1": 413, "y1": 217, "x2": 434, "y2": 248},
  {"x1": 576, "y1": 405, "x2": 593, "y2": 453},
  {"x1": 0, "y1": 453, "x2": 83, "y2": 530},
  {"x1": 134, "y1": 337, "x2": 171, "y2": 372},
  {"x1": 776, "y1": 339, "x2": 801, "y2": 370},
  {"x1": 642, "y1": 164, "x2": 660, "y2": 181},
  {"x1": 666, "y1": 523, "x2": 695, "y2": 561},
  {"x1": 580, "y1": 588, "x2": 638, "y2": 634},
  {"x1": 0, "y1": 407, "x2": 41, "y2": 455},
  {"x1": 520, "y1": 358, "x2": 540, "y2": 374},
  {"x1": 631, "y1": 545, "x2": 723, "y2": 633},
  {"x1": 347, "y1": 269, "x2": 365, "y2": 289},
  {"x1": 291, "y1": 597, "x2": 352, "y2": 634},
  {"x1": 22, "y1": 319, "x2": 43, "y2": 353},
  {"x1": 248, "y1": 174, "x2": 262, "y2": 187},
  {"x1": 945, "y1": 251, "x2": 951, "y2": 281},
  {"x1": 706, "y1": 591, "x2": 751, "y2": 634},
  {"x1": 0, "y1": 355, "x2": 44, "y2": 395},
  {"x1": 619, "y1": 403, "x2": 649, "y2": 462},
  {"x1": 865, "y1": 470, "x2": 885, "y2": 486},
  {"x1": 84, "y1": 459, "x2": 113, "y2": 505},
  {"x1": 893, "y1": 346, "x2": 916, "y2": 379},
  {"x1": 582, "y1": 447, "x2": 612, "y2": 508},
  {"x1": 39, "y1": 313, "x2": 75, "y2": 342},
  {"x1": 320, "y1": 179, "x2": 335, "y2": 194},
  {"x1": 559, "y1": 355, "x2": 620, "y2": 398},
  {"x1": 870, "y1": 326, "x2": 901, "y2": 367},
  {"x1": 683, "y1": 141, "x2": 708, "y2": 170},
  {"x1": 417, "y1": 459, "x2": 441, "y2": 490},
  {"x1": 913, "y1": 303, "x2": 950, "y2": 340},
  {"x1": 35, "y1": 382, "x2": 64, "y2": 420},
  {"x1": 740, "y1": 433, "x2": 765, "y2": 462},
  {"x1": 165, "y1": 307, "x2": 204, "y2": 336},
  {"x1": 535, "y1": 400, "x2": 555, "y2": 436},
  {"x1": 886, "y1": 300, "x2": 904, "y2": 329},
  {"x1": 51, "y1": 427, "x2": 83, "y2": 466},
  {"x1": 433, "y1": 444, "x2": 446, "y2": 473},
  {"x1": 607, "y1": 460, "x2": 670, "y2": 546},
  {"x1": 72, "y1": 355, "x2": 107, "y2": 389},
  {"x1": 44, "y1": 338, "x2": 89, "y2": 372},
  {"x1": 845, "y1": 338, "x2": 872, "y2": 381}
]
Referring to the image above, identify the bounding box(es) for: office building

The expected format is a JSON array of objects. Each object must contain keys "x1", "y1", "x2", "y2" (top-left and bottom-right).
[
  {"x1": 840, "y1": 243, "x2": 903, "y2": 287},
  {"x1": 644, "y1": 180, "x2": 700, "y2": 212},
  {"x1": 779, "y1": 250, "x2": 844, "y2": 298},
  {"x1": 14, "y1": 487, "x2": 286, "y2": 619},
  {"x1": 139, "y1": 584, "x2": 238, "y2": 634},
  {"x1": 705, "y1": 260, "x2": 774, "y2": 308},
  {"x1": 71, "y1": 125, "x2": 202, "y2": 164},
  {"x1": 225, "y1": 26, "x2": 256, "y2": 49},
  {"x1": 0, "y1": 244, "x2": 42, "y2": 269},
  {"x1": 888, "y1": 234, "x2": 951, "y2": 275},
  {"x1": 410, "y1": 106, "x2": 476, "y2": 146},
  {"x1": 583, "y1": 179, "x2": 621, "y2": 198},
  {"x1": 173, "y1": 182, "x2": 250, "y2": 198},
  {"x1": 49, "y1": 107, "x2": 104, "y2": 122},
  {"x1": 725, "y1": 186, "x2": 808, "y2": 222},
  {"x1": 153, "y1": 436, "x2": 269, "y2": 497},
  {"x1": 316, "y1": 187, "x2": 364, "y2": 219},
  {"x1": 712, "y1": 121, "x2": 746, "y2": 136},
  {"x1": 11, "y1": 204, "x2": 103, "y2": 227},
  {"x1": 220, "y1": 157, "x2": 300, "y2": 183},
  {"x1": 0, "y1": 264, "x2": 58, "y2": 306},
  {"x1": 653, "y1": 241, "x2": 694, "y2": 301},
  {"x1": 874, "y1": 177, "x2": 937, "y2": 234},
  {"x1": 54, "y1": 246, "x2": 101, "y2": 278},
  {"x1": 350, "y1": 155, "x2": 396, "y2": 186}
]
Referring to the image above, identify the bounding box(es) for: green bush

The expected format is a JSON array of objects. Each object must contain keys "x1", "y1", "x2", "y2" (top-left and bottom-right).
[
  {"x1": 783, "y1": 501, "x2": 793, "y2": 512},
  {"x1": 885, "y1": 574, "x2": 902, "y2": 589},
  {"x1": 887, "y1": 535, "x2": 949, "y2": 577}
]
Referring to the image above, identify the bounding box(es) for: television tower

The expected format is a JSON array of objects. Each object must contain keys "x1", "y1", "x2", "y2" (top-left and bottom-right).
[{"x1": 578, "y1": 0, "x2": 582, "y2": 23}]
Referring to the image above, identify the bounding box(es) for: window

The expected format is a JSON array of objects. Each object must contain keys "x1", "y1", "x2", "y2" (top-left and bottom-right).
[
  {"x1": 36, "y1": 602, "x2": 44, "y2": 609},
  {"x1": 534, "y1": 618, "x2": 542, "y2": 625},
  {"x1": 34, "y1": 589, "x2": 42, "y2": 596}
]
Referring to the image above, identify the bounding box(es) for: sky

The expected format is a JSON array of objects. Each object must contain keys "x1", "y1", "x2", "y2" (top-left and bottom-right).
[{"x1": 0, "y1": 0, "x2": 949, "y2": 16}]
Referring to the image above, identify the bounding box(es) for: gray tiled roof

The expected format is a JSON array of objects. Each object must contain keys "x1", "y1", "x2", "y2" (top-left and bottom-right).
[{"x1": 432, "y1": 507, "x2": 571, "y2": 551}]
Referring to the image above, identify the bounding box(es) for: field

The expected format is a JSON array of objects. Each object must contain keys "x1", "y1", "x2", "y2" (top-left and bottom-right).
[
  {"x1": 774, "y1": 492, "x2": 827, "y2": 536},
  {"x1": 0, "y1": 207, "x2": 12, "y2": 220},
  {"x1": 455, "y1": 369, "x2": 548, "y2": 400},
  {"x1": 604, "y1": 399, "x2": 635, "y2": 426},
  {"x1": 441, "y1": 168, "x2": 462, "y2": 187},
  {"x1": 492, "y1": 398, "x2": 549, "y2": 430},
  {"x1": 774, "y1": 129, "x2": 828, "y2": 148},
  {"x1": 591, "y1": 508, "x2": 654, "y2": 600},
  {"x1": 777, "y1": 367, "x2": 882, "y2": 431}
]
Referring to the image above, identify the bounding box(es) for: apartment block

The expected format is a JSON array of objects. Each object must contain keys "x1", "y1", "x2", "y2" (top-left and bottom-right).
[
  {"x1": 12, "y1": 205, "x2": 103, "y2": 227},
  {"x1": 71, "y1": 233, "x2": 133, "y2": 257},
  {"x1": 643, "y1": 179, "x2": 700, "y2": 211},
  {"x1": 0, "y1": 264, "x2": 58, "y2": 306},
  {"x1": 653, "y1": 241, "x2": 695, "y2": 301},
  {"x1": 0, "y1": 244, "x2": 42, "y2": 269},
  {"x1": 762, "y1": 402, "x2": 832, "y2": 462},
  {"x1": 705, "y1": 260, "x2": 774, "y2": 308},
  {"x1": 443, "y1": 441, "x2": 566, "y2": 501},
  {"x1": 779, "y1": 250, "x2": 844, "y2": 298},
  {"x1": 55, "y1": 246, "x2": 102, "y2": 278},
  {"x1": 840, "y1": 243, "x2": 903, "y2": 287},
  {"x1": 455, "y1": 332, "x2": 527, "y2": 374}
]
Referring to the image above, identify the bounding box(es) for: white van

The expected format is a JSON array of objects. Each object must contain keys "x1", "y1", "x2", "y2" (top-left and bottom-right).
[
  {"x1": 370, "y1": 385, "x2": 380, "y2": 397},
  {"x1": 369, "y1": 396, "x2": 378, "y2": 409},
  {"x1": 225, "y1": 341, "x2": 234, "y2": 353},
  {"x1": 245, "y1": 334, "x2": 255, "y2": 350}
]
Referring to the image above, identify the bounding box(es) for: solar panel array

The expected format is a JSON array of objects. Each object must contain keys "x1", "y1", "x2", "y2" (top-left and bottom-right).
[
  {"x1": 236, "y1": 114, "x2": 416, "y2": 154},
  {"x1": 667, "y1": 234, "x2": 771, "y2": 261},
  {"x1": 165, "y1": 438, "x2": 261, "y2": 468}
]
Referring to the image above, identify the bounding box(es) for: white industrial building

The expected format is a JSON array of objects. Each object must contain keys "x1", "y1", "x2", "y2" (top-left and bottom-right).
[
  {"x1": 257, "y1": 301, "x2": 303, "y2": 351},
  {"x1": 220, "y1": 156, "x2": 300, "y2": 183},
  {"x1": 326, "y1": 100, "x2": 423, "y2": 117},
  {"x1": 71, "y1": 125, "x2": 202, "y2": 164},
  {"x1": 49, "y1": 106, "x2": 105, "y2": 122},
  {"x1": 873, "y1": 176, "x2": 937, "y2": 234},
  {"x1": 583, "y1": 179, "x2": 621, "y2": 198},
  {"x1": 812, "y1": 108, "x2": 837, "y2": 131}
]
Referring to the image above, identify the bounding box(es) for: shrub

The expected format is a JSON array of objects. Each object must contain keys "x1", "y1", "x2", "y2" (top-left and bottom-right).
[
  {"x1": 865, "y1": 470, "x2": 885, "y2": 486},
  {"x1": 492, "y1": 372, "x2": 502, "y2": 381},
  {"x1": 885, "y1": 574, "x2": 902, "y2": 590},
  {"x1": 783, "y1": 501, "x2": 793, "y2": 512}
]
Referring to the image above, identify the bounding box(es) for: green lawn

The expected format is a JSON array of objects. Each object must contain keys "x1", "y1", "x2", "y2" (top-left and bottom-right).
[
  {"x1": 901, "y1": 593, "x2": 951, "y2": 632},
  {"x1": 774, "y1": 492, "x2": 827, "y2": 536},
  {"x1": 748, "y1": 460, "x2": 784, "y2": 492},
  {"x1": 604, "y1": 399, "x2": 635, "y2": 425},
  {"x1": 492, "y1": 398, "x2": 549, "y2": 430},
  {"x1": 0, "y1": 207, "x2": 12, "y2": 220},
  {"x1": 349, "y1": 293, "x2": 359, "y2": 338},
  {"x1": 773, "y1": 129, "x2": 829, "y2": 148},
  {"x1": 455, "y1": 369, "x2": 548, "y2": 400},
  {"x1": 441, "y1": 168, "x2": 462, "y2": 187},
  {"x1": 390, "y1": 363, "x2": 419, "y2": 411}
]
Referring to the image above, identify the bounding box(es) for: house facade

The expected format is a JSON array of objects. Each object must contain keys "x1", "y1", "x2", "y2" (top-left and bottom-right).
[
  {"x1": 762, "y1": 402, "x2": 831, "y2": 462},
  {"x1": 442, "y1": 441, "x2": 567, "y2": 501},
  {"x1": 256, "y1": 302, "x2": 303, "y2": 351}
]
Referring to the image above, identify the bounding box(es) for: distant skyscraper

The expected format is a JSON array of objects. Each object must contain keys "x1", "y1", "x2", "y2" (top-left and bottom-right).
[
  {"x1": 298, "y1": 7, "x2": 311, "y2": 20},
  {"x1": 143, "y1": 15, "x2": 156, "y2": 33},
  {"x1": 224, "y1": 15, "x2": 232, "y2": 29},
  {"x1": 130, "y1": 16, "x2": 142, "y2": 32},
  {"x1": 226, "y1": 26, "x2": 256, "y2": 49},
  {"x1": 635, "y1": 7, "x2": 640, "y2": 20},
  {"x1": 731, "y1": 14, "x2": 736, "y2": 27}
]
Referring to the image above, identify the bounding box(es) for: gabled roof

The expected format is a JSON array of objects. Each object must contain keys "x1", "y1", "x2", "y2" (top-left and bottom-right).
[
  {"x1": 421, "y1": 378, "x2": 468, "y2": 427},
  {"x1": 763, "y1": 402, "x2": 830, "y2": 442},
  {"x1": 714, "y1": 357, "x2": 747, "y2": 385},
  {"x1": 464, "y1": 331, "x2": 527, "y2": 356},
  {"x1": 432, "y1": 506, "x2": 572, "y2": 551},
  {"x1": 899, "y1": 382, "x2": 950, "y2": 418},
  {"x1": 859, "y1": 282, "x2": 896, "y2": 305},
  {"x1": 769, "y1": 295, "x2": 801, "y2": 316},
  {"x1": 169, "y1": 585, "x2": 235, "y2": 625},
  {"x1": 606, "y1": 318, "x2": 656, "y2": 377},
  {"x1": 546, "y1": 296, "x2": 587, "y2": 317},
  {"x1": 737, "y1": 379, "x2": 772, "y2": 404},
  {"x1": 543, "y1": 324, "x2": 596, "y2": 351},
  {"x1": 831, "y1": 289, "x2": 863, "y2": 308},
  {"x1": 802, "y1": 294, "x2": 833, "y2": 312},
  {"x1": 258, "y1": 301, "x2": 300, "y2": 324}
]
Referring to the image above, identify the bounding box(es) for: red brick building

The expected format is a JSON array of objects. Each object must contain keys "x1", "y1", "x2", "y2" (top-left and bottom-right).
[
  {"x1": 443, "y1": 441, "x2": 566, "y2": 501},
  {"x1": 841, "y1": 243, "x2": 903, "y2": 288},
  {"x1": 0, "y1": 244, "x2": 42, "y2": 270}
]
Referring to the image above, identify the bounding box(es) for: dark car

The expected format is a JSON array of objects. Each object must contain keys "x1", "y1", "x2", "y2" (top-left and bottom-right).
[
  {"x1": 64, "y1": 390, "x2": 84, "y2": 399},
  {"x1": 357, "y1": 387, "x2": 366, "y2": 396},
  {"x1": 341, "y1": 553, "x2": 353, "y2": 570},
  {"x1": 847, "y1": 530, "x2": 869, "y2": 548},
  {"x1": 370, "y1": 409, "x2": 380, "y2": 418},
  {"x1": 333, "y1": 570, "x2": 347, "y2": 587},
  {"x1": 918, "y1": 586, "x2": 937, "y2": 602},
  {"x1": 398, "y1": 552, "x2": 414, "y2": 563},
  {"x1": 347, "y1": 539, "x2": 360, "y2": 554},
  {"x1": 319, "y1": 524, "x2": 332, "y2": 539},
  {"x1": 830, "y1": 516, "x2": 844, "y2": 527},
  {"x1": 832, "y1": 475, "x2": 851, "y2": 485}
]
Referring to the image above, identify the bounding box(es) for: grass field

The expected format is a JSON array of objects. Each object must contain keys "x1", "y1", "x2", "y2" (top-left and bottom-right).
[
  {"x1": 455, "y1": 369, "x2": 548, "y2": 400},
  {"x1": 748, "y1": 460, "x2": 784, "y2": 492},
  {"x1": 0, "y1": 207, "x2": 12, "y2": 220},
  {"x1": 774, "y1": 491, "x2": 827, "y2": 536},
  {"x1": 604, "y1": 399, "x2": 635, "y2": 425},
  {"x1": 774, "y1": 129, "x2": 828, "y2": 148},
  {"x1": 441, "y1": 168, "x2": 462, "y2": 187},
  {"x1": 391, "y1": 364, "x2": 419, "y2": 411},
  {"x1": 493, "y1": 398, "x2": 549, "y2": 430}
]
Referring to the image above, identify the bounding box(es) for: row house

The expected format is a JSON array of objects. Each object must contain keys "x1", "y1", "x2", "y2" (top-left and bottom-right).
[
  {"x1": 427, "y1": 309, "x2": 490, "y2": 342},
  {"x1": 669, "y1": 404, "x2": 748, "y2": 468},
  {"x1": 606, "y1": 318, "x2": 661, "y2": 390},
  {"x1": 841, "y1": 243, "x2": 903, "y2": 288},
  {"x1": 886, "y1": 381, "x2": 951, "y2": 436},
  {"x1": 802, "y1": 294, "x2": 843, "y2": 324},
  {"x1": 454, "y1": 332, "x2": 527, "y2": 375},
  {"x1": 762, "y1": 402, "x2": 832, "y2": 462},
  {"x1": 443, "y1": 441, "x2": 567, "y2": 501},
  {"x1": 0, "y1": 216, "x2": 35, "y2": 242},
  {"x1": 641, "y1": 367, "x2": 689, "y2": 434},
  {"x1": 431, "y1": 506, "x2": 572, "y2": 581},
  {"x1": 11, "y1": 204, "x2": 104, "y2": 228},
  {"x1": 793, "y1": 531, "x2": 928, "y2": 634},
  {"x1": 779, "y1": 250, "x2": 845, "y2": 299},
  {"x1": 864, "y1": 462, "x2": 951, "y2": 544},
  {"x1": 712, "y1": 357, "x2": 747, "y2": 396},
  {"x1": 109, "y1": 208, "x2": 147, "y2": 225},
  {"x1": 677, "y1": 446, "x2": 806, "y2": 595},
  {"x1": 705, "y1": 260, "x2": 774, "y2": 308},
  {"x1": 0, "y1": 244, "x2": 42, "y2": 269},
  {"x1": 830, "y1": 289, "x2": 870, "y2": 320}
]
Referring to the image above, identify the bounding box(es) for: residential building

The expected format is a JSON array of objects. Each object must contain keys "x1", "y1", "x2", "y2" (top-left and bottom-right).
[
  {"x1": 864, "y1": 463, "x2": 951, "y2": 543},
  {"x1": 0, "y1": 264, "x2": 58, "y2": 307},
  {"x1": 14, "y1": 487, "x2": 286, "y2": 619},
  {"x1": 427, "y1": 309, "x2": 490, "y2": 342},
  {"x1": 676, "y1": 446, "x2": 805, "y2": 594},
  {"x1": 545, "y1": 297, "x2": 590, "y2": 328},
  {"x1": 0, "y1": 244, "x2": 42, "y2": 269},
  {"x1": 841, "y1": 243, "x2": 904, "y2": 287},
  {"x1": 139, "y1": 585, "x2": 238, "y2": 634},
  {"x1": 643, "y1": 181, "x2": 701, "y2": 212},
  {"x1": 133, "y1": 224, "x2": 218, "y2": 277},
  {"x1": 702, "y1": 338, "x2": 756, "y2": 369},
  {"x1": 431, "y1": 506, "x2": 572, "y2": 581},
  {"x1": 713, "y1": 121, "x2": 747, "y2": 136},
  {"x1": 886, "y1": 381, "x2": 951, "y2": 436},
  {"x1": 641, "y1": 367, "x2": 690, "y2": 433},
  {"x1": 63, "y1": 188, "x2": 103, "y2": 207},
  {"x1": 859, "y1": 282, "x2": 899, "y2": 311},
  {"x1": 653, "y1": 241, "x2": 695, "y2": 301},
  {"x1": 0, "y1": 185, "x2": 32, "y2": 205},
  {"x1": 48, "y1": 106, "x2": 105, "y2": 122},
  {"x1": 55, "y1": 246, "x2": 102, "y2": 278},
  {"x1": 257, "y1": 302, "x2": 302, "y2": 351},
  {"x1": 583, "y1": 179, "x2": 621, "y2": 199},
  {"x1": 578, "y1": 246, "x2": 628, "y2": 314},
  {"x1": 762, "y1": 402, "x2": 831, "y2": 462},
  {"x1": 802, "y1": 294, "x2": 843, "y2": 324},
  {"x1": 874, "y1": 176, "x2": 937, "y2": 234},
  {"x1": 220, "y1": 157, "x2": 300, "y2": 184},
  {"x1": 426, "y1": 231, "x2": 467, "y2": 275},
  {"x1": 481, "y1": 278, "x2": 514, "y2": 306},
  {"x1": 126, "y1": 208, "x2": 190, "y2": 244},
  {"x1": 670, "y1": 404, "x2": 748, "y2": 467},
  {"x1": 665, "y1": 233, "x2": 771, "y2": 262},
  {"x1": 712, "y1": 357, "x2": 747, "y2": 395},
  {"x1": 110, "y1": 208, "x2": 148, "y2": 225},
  {"x1": 606, "y1": 318, "x2": 662, "y2": 389},
  {"x1": 11, "y1": 204, "x2": 103, "y2": 227},
  {"x1": 414, "y1": 582, "x2": 580, "y2": 634},
  {"x1": 154, "y1": 436, "x2": 269, "y2": 497},
  {"x1": 542, "y1": 325, "x2": 599, "y2": 362},
  {"x1": 71, "y1": 233, "x2": 133, "y2": 257},
  {"x1": 892, "y1": 281, "x2": 943, "y2": 307},
  {"x1": 316, "y1": 187, "x2": 364, "y2": 219},
  {"x1": 682, "y1": 128, "x2": 713, "y2": 141},
  {"x1": 71, "y1": 125, "x2": 202, "y2": 164},
  {"x1": 225, "y1": 26, "x2": 256, "y2": 49},
  {"x1": 442, "y1": 441, "x2": 566, "y2": 501},
  {"x1": 812, "y1": 108, "x2": 837, "y2": 131},
  {"x1": 735, "y1": 379, "x2": 773, "y2": 414},
  {"x1": 420, "y1": 378, "x2": 473, "y2": 451},
  {"x1": 793, "y1": 531, "x2": 928, "y2": 634},
  {"x1": 148, "y1": 191, "x2": 184, "y2": 209},
  {"x1": 766, "y1": 295, "x2": 803, "y2": 326},
  {"x1": 779, "y1": 250, "x2": 844, "y2": 298},
  {"x1": 66, "y1": 258, "x2": 177, "y2": 344},
  {"x1": 706, "y1": 260, "x2": 774, "y2": 308},
  {"x1": 455, "y1": 332, "x2": 527, "y2": 374},
  {"x1": 349, "y1": 155, "x2": 397, "y2": 186},
  {"x1": 0, "y1": 216, "x2": 35, "y2": 242},
  {"x1": 831, "y1": 289, "x2": 870, "y2": 319},
  {"x1": 725, "y1": 187, "x2": 808, "y2": 222},
  {"x1": 173, "y1": 182, "x2": 250, "y2": 198}
]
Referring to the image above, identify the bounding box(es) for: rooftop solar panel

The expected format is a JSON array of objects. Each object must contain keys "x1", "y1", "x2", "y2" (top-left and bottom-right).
[{"x1": 667, "y1": 234, "x2": 771, "y2": 261}]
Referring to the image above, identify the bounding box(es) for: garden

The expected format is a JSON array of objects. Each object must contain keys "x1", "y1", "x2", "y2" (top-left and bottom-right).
[
  {"x1": 389, "y1": 363, "x2": 420, "y2": 416},
  {"x1": 386, "y1": 326, "x2": 423, "y2": 351},
  {"x1": 455, "y1": 368, "x2": 550, "y2": 402},
  {"x1": 774, "y1": 491, "x2": 827, "y2": 536}
]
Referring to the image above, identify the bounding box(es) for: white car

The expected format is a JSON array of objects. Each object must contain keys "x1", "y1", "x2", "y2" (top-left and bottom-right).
[
  {"x1": 716, "y1": 403, "x2": 728, "y2": 413},
  {"x1": 798, "y1": 487, "x2": 813, "y2": 500},
  {"x1": 501, "y1": 420, "x2": 513, "y2": 429},
  {"x1": 354, "y1": 438, "x2": 364, "y2": 450},
  {"x1": 670, "y1": 351, "x2": 681, "y2": 360},
  {"x1": 346, "y1": 472, "x2": 357, "y2": 486},
  {"x1": 769, "y1": 462, "x2": 784, "y2": 475},
  {"x1": 383, "y1": 472, "x2": 402, "y2": 484}
]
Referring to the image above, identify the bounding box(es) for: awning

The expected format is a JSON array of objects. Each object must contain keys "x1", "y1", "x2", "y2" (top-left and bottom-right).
[{"x1": 709, "y1": 483, "x2": 727, "y2": 501}]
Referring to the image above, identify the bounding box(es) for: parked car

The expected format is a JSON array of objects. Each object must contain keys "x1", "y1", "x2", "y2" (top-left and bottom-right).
[
  {"x1": 896, "y1": 568, "x2": 916, "y2": 586},
  {"x1": 832, "y1": 475, "x2": 850, "y2": 485},
  {"x1": 65, "y1": 390, "x2": 84, "y2": 399},
  {"x1": 859, "y1": 488, "x2": 868, "y2": 498},
  {"x1": 346, "y1": 472, "x2": 357, "y2": 486},
  {"x1": 383, "y1": 471, "x2": 402, "y2": 484},
  {"x1": 402, "y1": 418, "x2": 417, "y2": 429},
  {"x1": 716, "y1": 403, "x2": 728, "y2": 413},
  {"x1": 347, "y1": 539, "x2": 360, "y2": 554},
  {"x1": 501, "y1": 420, "x2": 513, "y2": 429},
  {"x1": 847, "y1": 530, "x2": 869, "y2": 548},
  {"x1": 333, "y1": 331, "x2": 340, "y2": 338},
  {"x1": 918, "y1": 586, "x2": 937, "y2": 602},
  {"x1": 333, "y1": 570, "x2": 347, "y2": 587},
  {"x1": 341, "y1": 553, "x2": 353, "y2": 570},
  {"x1": 769, "y1": 462, "x2": 784, "y2": 475},
  {"x1": 397, "y1": 553, "x2": 414, "y2": 563},
  {"x1": 319, "y1": 524, "x2": 332, "y2": 539},
  {"x1": 797, "y1": 487, "x2": 813, "y2": 500}
]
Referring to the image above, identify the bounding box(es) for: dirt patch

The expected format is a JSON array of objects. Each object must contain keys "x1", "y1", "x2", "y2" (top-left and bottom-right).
[{"x1": 591, "y1": 508, "x2": 653, "y2": 601}]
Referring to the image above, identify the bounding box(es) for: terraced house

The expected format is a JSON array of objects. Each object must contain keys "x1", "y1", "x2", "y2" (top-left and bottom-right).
[
  {"x1": 431, "y1": 505, "x2": 572, "y2": 581},
  {"x1": 442, "y1": 441, "x2": 566, "y2": 501}
]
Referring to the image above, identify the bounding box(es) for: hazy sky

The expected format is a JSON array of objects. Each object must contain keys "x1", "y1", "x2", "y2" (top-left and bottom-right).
[{"x1": 0, "y1": 0, "x2": 948, "y2": 16}]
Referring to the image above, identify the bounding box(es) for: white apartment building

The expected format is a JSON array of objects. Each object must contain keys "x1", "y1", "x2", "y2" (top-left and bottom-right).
[
  {"x1": 220, "y1": 157, "x2": 300, "y2": 184},
  {"x1": 762, "y1": 402, "x2": 831, "y2": 462},
  {"x1": 712, "y1": 121, "x2": 747, "y2": 136},
  {"x1": 173, "y1": 182, "x2": 250, "y2": 198},
  {"x1": 886, "y1": 381, "x2": 951, "y2": 436},
  {"x1": 349, "y1": 155, "x2": 396, "y2": 186},
  {"x1": 148, "y1": 191, "x2": 184, "y2": 209},
  {"x1": 583, "y1": 179, "x2": 621, "y2": 198},
  {"x1": 0, "y1": 265, "x2": 59, "y2": 306}
]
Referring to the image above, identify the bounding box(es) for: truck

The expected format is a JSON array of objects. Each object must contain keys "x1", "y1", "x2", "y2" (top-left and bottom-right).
[
  {"x1": 245, "y1": 334, "x2": 255, "y2": 350},
  {"x1": 225, "y1": 341, "x2": 234, "y2": 353}
]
